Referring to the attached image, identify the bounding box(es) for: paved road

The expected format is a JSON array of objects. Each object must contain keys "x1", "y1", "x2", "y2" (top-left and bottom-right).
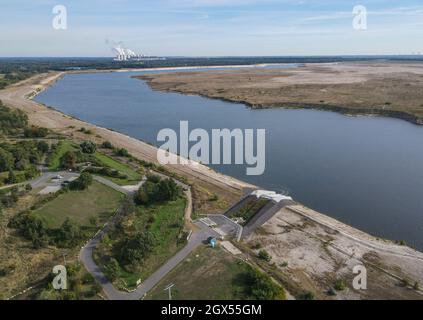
[
  {"x1": 80, "y1": 217, "x2": 219, "y2": 300},
  {"x1": 92, "y1": 175, "x2": 132, "y2": 195}
]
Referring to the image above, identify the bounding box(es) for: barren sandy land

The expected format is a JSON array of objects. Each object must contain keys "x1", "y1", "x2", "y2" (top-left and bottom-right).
[
  {"x1": 136, "y1": 61, "x2": 423, "y2": 124},
  {"x1": 247, "y1": 205, "x2": 423, "y2": 299}
]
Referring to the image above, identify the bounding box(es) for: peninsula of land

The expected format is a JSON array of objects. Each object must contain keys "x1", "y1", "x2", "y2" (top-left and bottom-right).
[{"x1": 136, "y1": 61, "x2": 423, "y2": 125}]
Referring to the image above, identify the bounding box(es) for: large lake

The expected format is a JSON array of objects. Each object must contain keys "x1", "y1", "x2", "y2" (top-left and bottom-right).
[{"x1": 35, "y1": 69, "x2": 423, "y2": 250}]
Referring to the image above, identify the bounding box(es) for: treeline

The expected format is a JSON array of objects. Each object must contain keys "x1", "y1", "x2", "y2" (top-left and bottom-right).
[
  {"x1": 0, "y1": 100, "x2": 28, "y2": 135},
  {"x1": 0, "y1": 140, "x2": 50, "y2": 184}
]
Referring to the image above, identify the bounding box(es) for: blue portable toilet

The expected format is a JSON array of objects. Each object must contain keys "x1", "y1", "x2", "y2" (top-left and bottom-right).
[{"x1": 208, "y1": 237, "x2": 217, "y2": 248}]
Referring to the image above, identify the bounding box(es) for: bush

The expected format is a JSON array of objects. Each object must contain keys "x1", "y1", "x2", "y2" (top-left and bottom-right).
[
  {"x1": 134, "y1": 175, "x2": 181, "y2": 205},
  {"x1": 114, "y1": 148, "x2": 129, "y2": 157},
  {"x1": 245, "y1": 266, "x2": 285, "y2": 300},
  {"x1": 80, "y1": 141, "x2": 97, "y2": 154},
  {"x1": 55, "y1": 218, "x2": 82, "y2": 247},
  {"x1": 0, "y1": 147, "x2": 13, "y2": 171},
  {"x1": 9, "y1": 212, "x2": 49, "y2": 248},
  {"x1": 104, "y1": 258, "x2": 120, "y2": 281},
  {"x1": 69, "y1": 172, "x2": 93, "y2": 190},
  {"x1": 37, "y1": 141, "x2": 50, "y2": 153},
  {"x1": 118, "y1": 232, "x2": 156, "y2": 266},
  {"x1": 334, "y1": 279, "x2": 346, "y2": 291},
  {"x1": 299, "y1": 291, "x2": 315, "y2": 300},
  {"x1": 82, "y1": 272, "x2": 95, "y2": 285},
  {"x1": 79, "y1": 127, "x2": 92, "y2": 135},
  {"x1": 6, "y1": 169, "x2": 18, "y2": 184},
  {"x1": 24, "y1": 126, "x2": 48, "y2": 138},
  {"x1": 258, "y1": 249, "x2": 272, "y2": 262},
  {"x1": 101, "y1": 141, "x2": 113, "y2": 149}
]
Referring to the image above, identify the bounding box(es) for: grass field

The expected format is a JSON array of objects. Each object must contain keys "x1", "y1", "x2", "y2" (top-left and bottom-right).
[
  {"x1": 34, "y1": 181, "x2": 123, "y2": 228},
  {"x1": 147, "y1": 246, "x2": 252, "y2": 300},
  {"x1": 48, "y1": 140, "x2": 78, "y2": 170},
  {"x1": 94, "y1": 152, "x2": 142, "y2": 185},
  {"x1": 95, "y1": 196, "x2": 187, "y2": 289}
]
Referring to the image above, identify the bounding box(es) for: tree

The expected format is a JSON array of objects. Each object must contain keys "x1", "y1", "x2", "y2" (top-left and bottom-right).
[
  {"x1": 9, "y1": 212, "x2": 49, "y2": 248},
  {"x1": 56, "y1": 218, "x2": 82, "y2": 246},
  {"x1": 80, "y1": 141, "x2": 97, "y2": 154},
  {"x1": 104, "y1": 258, "x2": 120, "y2": 281},
  {"x1": 134, "y1": 176, "x2": 180, "y2": 205},
  {"x1": 119, "y1": 232, "x2": 156, "y2": 266},
  {"x1": 61, "y1": 151, "x2": 77, "y2": 169},
  {"x1": 101, "y1": 141, "x2": 113, "y2": 149},
  {"x1": 37, "y1": 141, "x2": 49, "y2": 153},
  {"x1": 0, "y1": 147, "x2": 13, "y2": 171},
  {"x1": 69, "y1": 172, "x2": 93, "y2": 190},
  {"x1": 6, "y1": 169, "x2": 18, "y2": 184}
]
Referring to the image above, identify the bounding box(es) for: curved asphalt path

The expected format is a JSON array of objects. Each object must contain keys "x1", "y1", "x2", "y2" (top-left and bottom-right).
[{"x1": 80, "y1": 175, "x2": 220, "y2": 300}]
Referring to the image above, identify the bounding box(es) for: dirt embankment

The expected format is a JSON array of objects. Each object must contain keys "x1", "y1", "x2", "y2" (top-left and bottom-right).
[{"x1": 135, "y1": 61, "x2": 423, "y2": 125}]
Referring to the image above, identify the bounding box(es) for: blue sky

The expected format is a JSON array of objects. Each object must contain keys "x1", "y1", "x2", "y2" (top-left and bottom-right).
[{"x1": 1, "y1": 0, "x2": 423, "y2": 57}]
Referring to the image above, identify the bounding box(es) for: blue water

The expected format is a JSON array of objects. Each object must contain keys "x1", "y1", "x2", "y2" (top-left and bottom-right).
[{"x1": 35, "y1": 69, "x2": 423, "y2": 250}]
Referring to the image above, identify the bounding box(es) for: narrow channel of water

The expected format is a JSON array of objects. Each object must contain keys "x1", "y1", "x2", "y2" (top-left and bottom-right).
[{"x1": 35, "y1": 69, "x2": 423, "y2": 250}]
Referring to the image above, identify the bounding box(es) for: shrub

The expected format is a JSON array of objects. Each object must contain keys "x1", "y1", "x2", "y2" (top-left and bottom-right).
[
  {"x1": 118, "y1": 232, "x2": 156, "y2": 266},
  {"x1": 0, "y1": 147, "x2": 13, "y2": 171},
  {"x1": 24, "y1": 126, "x2": 49, "y2": 138},
  {"x1": 101, "y1": 141, "x2": 113, "y2": 149},
  {"x1": 334, "y1": 279, "x2": 346, "y2": 291},
  {"x1": 9, "y1": 212, "x2": 49, "y2": 248},
  {"x1": 258, "y1": 249, "x2": 272, "y2": 262},
  {"x1": 245, "y1": 266, "x2": 285, "y2": 300},
  {"x1": 114, "y1": 148, "x2": 129, "y2": 157},
  {"x1": 299, "y1": 291, "x2": 315, "y2": 300},
  {"x1": 6, "y1": 169, "x2": 18, "y2": 184},
  {"x1": 69, "y1": 172, "x2": 93, "y2": 190},
  {"x1": 135, "y1": 176, "x2": 180, "y2": 205},
  {"x1": 37, "y1": 141, "x2": 50, "y2": 153},
  {"x1": 55, "y1": 218, "x2": 82, "y2": 247},
  {"x1": 80, "y1": 141, "x2": 97, "y2": 154},
  {"x1": 104, "y1": 258, "x2": 120, "y2": 281}
]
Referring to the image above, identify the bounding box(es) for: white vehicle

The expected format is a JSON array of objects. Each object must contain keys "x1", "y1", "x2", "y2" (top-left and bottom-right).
[{"x1": 55, "y1": 175, "x2": 64, "y2": 180}]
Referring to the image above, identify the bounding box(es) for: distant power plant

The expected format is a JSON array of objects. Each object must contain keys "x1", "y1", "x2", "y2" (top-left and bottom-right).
[{"x1": 112, "y1": 45, "x2": 165, "y2": 62}]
